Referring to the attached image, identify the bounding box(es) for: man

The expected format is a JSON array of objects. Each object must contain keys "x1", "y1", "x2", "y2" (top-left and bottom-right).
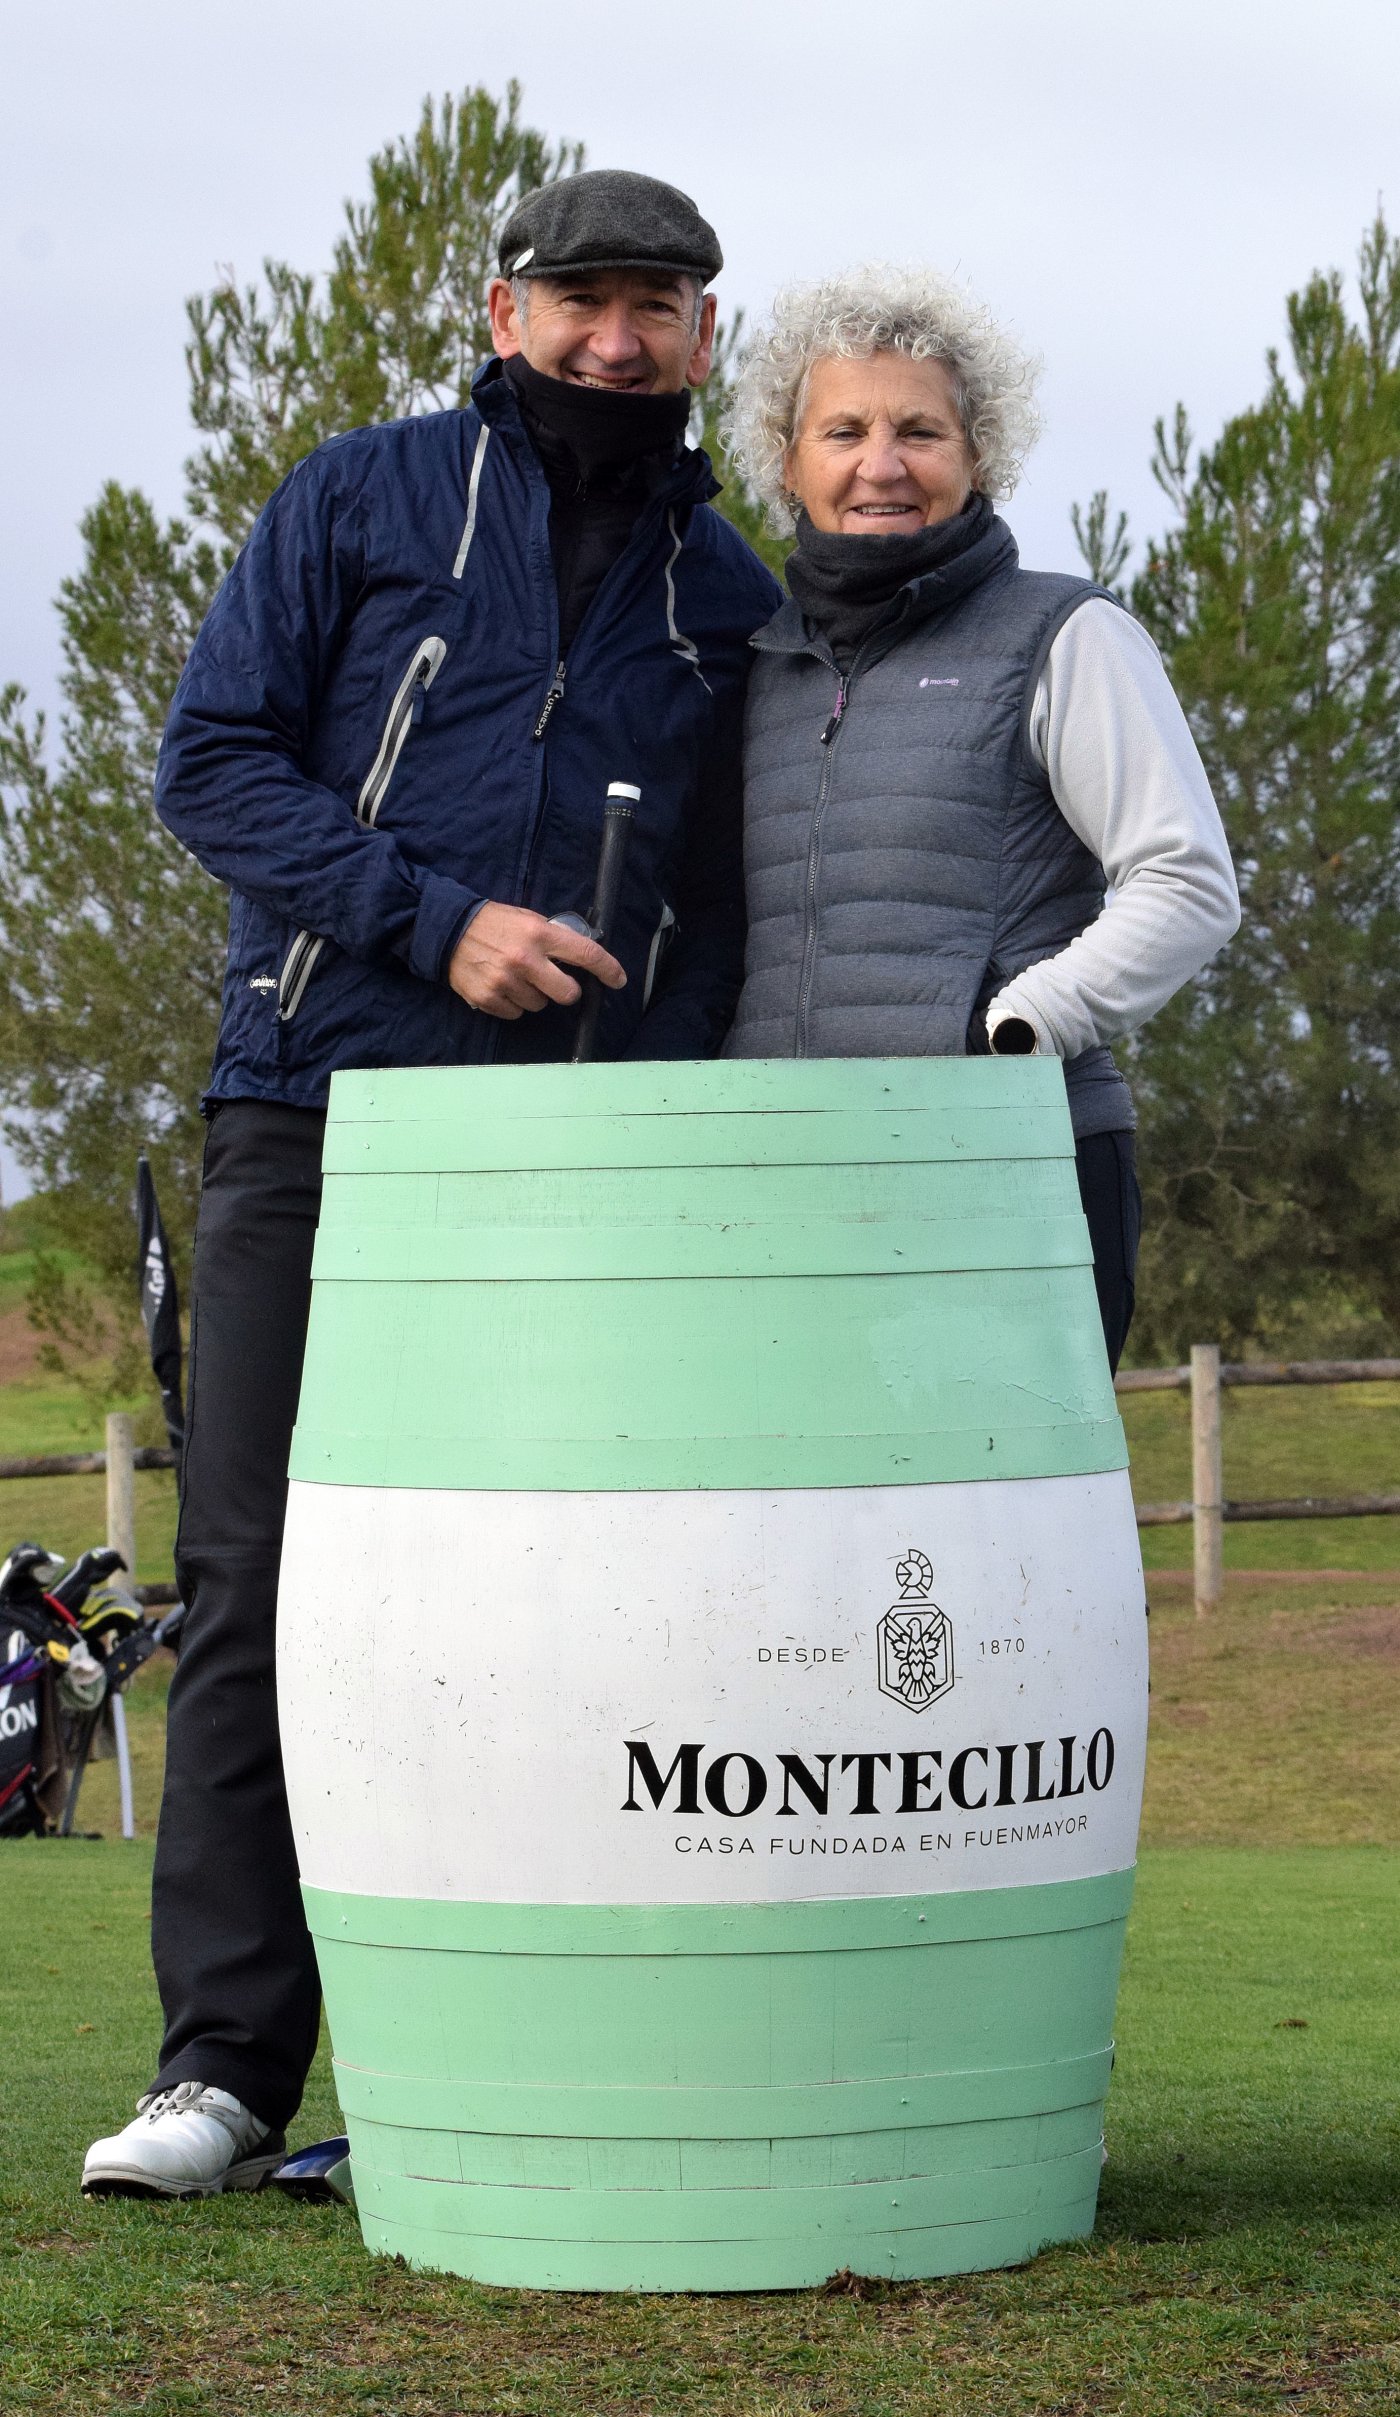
[{"x1": 83, "y1": 169, "x2": 781, "y2": 2197}]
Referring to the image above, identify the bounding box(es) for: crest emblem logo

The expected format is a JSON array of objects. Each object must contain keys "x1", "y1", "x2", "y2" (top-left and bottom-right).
[{"x1": 877, "y1": 1549, "x2": 954, "y2": 1712}]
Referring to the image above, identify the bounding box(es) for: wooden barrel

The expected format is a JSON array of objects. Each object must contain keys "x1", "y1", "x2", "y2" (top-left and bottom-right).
[{"x1": 278, "y1": 1058, "x2": 1146, "y2": 2290}]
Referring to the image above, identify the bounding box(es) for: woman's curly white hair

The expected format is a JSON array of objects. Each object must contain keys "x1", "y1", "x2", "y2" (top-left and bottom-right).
[{"x1": 722, "y1": 265, "x2": 1042, "y2": 533}]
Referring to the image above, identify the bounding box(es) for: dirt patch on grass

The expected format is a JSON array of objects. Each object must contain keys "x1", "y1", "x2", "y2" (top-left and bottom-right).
[
  {"x1": 1318, "y1": 1607, "x2": 1400, "y2": 1657},
  {"x1": 1155, "y1": 1700, "x2": 1213, "y2": 1728},
  {"x1": 0, "y1": 1306, "x2": 45, "y2": 1382}
]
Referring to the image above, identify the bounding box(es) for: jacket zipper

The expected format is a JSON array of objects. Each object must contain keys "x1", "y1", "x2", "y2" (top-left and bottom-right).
[
  {"x1": 794, "y1": 669, "x2": 852, "y2": 1056},
  {"x1": 516, "y1": 469, "x2": 699, "y2": 954},
  {"x1": 278, "y1": 635, "x2": 447, "y2": 1023},
  {"x1": 533, "y1": 660, "x2": 566, "y2": 741},
  {"x1": 357, "y1": 635, "x2": 448, "y2": 825},
  {"x1": 277, "y1": 927, "x2": 326, "y2": 1023}
]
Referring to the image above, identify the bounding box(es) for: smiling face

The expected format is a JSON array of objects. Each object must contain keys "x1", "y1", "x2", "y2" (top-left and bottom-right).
[
  {"x1": 487, "y1": 268, "x2": 717, "y2": 394},
  {"x1": 785, "y1": 350, "x2": 977, "y2": 534}
]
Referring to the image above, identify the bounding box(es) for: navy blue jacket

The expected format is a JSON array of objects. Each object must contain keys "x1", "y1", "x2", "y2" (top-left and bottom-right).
[{"x1": 155, "y1": 360, "x2": 782, "y2": 1104}]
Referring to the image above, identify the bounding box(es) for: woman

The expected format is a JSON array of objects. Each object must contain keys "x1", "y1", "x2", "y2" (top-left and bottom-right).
[{"x1": 722, "y1": 268, "x2": 1240, "y2": 1369}]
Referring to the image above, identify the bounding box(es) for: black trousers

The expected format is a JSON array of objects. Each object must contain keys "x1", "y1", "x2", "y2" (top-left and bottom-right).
[
  {"x1": 150, "y1": 1101, "x2": 1141, "y2": 2128},
  {"x1": 151, "y1": 1103, "x2": 327, "y2": 2127}
]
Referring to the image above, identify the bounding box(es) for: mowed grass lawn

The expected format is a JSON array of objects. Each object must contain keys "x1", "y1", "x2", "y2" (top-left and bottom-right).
[{"x1": 3, "y1": 1570, "x2": 1399, "y2": 2415}]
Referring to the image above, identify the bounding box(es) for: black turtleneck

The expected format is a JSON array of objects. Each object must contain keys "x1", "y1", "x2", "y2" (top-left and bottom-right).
[
  {"x1": 503, "y1": 355, "x2": 691, "y2": 651},
  {"x1": 785, "y1": 493, "x2": 998, "y2": 670}
]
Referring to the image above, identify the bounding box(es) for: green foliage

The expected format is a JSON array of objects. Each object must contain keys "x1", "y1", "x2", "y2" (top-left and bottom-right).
[
  {"x1": 0, "y1": 84, "x2": 583, "y2": 1380},
  {"x1": 693, "y1": 310, "x2": 792, "y2": 577},
  {"x1": 1068, "y1": 486, "x2": 1130, "y2": 593},
  {"x1": 0, "y1": 485, "x2": 224, "y2": 1377},
  {"x1": 1082, "y1": 216, "x2": 1400, "y2": 1357},
  {"x1": 185, "y1": 85, "x2": 584, "y2": 547}
]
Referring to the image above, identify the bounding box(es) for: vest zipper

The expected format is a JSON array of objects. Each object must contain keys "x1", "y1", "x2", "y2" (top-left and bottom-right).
[
  {"x1": 278, "y1": 634, "x2": 447, "y2": 1023},
  {"x1": 795, "y1": 675, "x2": 852, "y2": 1055},
  {"x1": 795, "y1": 638, "x2": 888, "y2": 1052},
  {"x1": 820, "y1": 675, "x2": 848, "y2": 747}
]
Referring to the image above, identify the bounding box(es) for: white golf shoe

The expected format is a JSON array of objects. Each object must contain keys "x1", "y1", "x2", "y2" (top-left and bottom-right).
[{"x1": 82, "y1": 2082, "x2": 286, "y2": 2198}]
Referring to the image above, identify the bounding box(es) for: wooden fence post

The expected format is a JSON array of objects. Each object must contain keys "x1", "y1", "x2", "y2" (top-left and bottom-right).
[
  {"x1": 1190, "y1": 1345, "x2": 1223, "y2": 1617},
  {"x1": 105, "y1": 1412, "x2": 136, "y2": 1580}
]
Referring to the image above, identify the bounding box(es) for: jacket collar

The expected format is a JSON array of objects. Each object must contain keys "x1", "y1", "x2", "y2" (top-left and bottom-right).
[
  {"x1": 752, "y1": 513, "x2": 1019, "y2": 661},
  {"x1": 470, "y1": 357, "x2": 720, "y2": 509}
]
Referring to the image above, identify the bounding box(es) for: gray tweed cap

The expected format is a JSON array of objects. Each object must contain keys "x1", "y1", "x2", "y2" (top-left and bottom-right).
[{"x1": 497, "y1": 169, "x2": 722, "y2": 284}]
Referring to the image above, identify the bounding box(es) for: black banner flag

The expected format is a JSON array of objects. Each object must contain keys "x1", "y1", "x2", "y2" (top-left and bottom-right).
[{"x1": 136, "y1": 1154, "x2": 185, "y2": 1451}]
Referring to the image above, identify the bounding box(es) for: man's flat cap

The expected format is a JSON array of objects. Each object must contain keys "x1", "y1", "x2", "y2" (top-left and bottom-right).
[{"x1": 497, "y1": 169, "x2": 722, "y2": 285}]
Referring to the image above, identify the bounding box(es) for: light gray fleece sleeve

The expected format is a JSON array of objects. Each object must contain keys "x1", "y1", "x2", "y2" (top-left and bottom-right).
[{"x1": 987, "y1": 599, "x2": 1241, "y2": 1058}]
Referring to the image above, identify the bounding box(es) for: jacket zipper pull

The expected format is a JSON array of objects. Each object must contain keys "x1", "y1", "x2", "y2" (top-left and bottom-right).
[
  {"x1": 409, "y1": 673, "x2": 429, "y2": 727},
  {"x1": 820, "y1": 676, "x2": 848, "y2": 746},
  {"x1": 533, "y1": 660, "x2": 566, "y2": 742}
]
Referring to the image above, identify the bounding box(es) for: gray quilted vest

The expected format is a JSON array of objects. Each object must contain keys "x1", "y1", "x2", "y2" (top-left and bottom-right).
[{"x1": 725, "y1": 529, "x2": 1134, "y2": 1138}]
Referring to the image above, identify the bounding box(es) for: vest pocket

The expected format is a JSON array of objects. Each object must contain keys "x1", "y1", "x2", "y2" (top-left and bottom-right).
[{"x1": 277, "y1": 635, "x2": 448, "y2": 1025}]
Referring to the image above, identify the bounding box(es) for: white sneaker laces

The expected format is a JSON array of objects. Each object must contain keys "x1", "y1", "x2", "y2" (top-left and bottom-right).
[{"x1": 135, "y1": 2082, "x2": 246, "y2": 2140}]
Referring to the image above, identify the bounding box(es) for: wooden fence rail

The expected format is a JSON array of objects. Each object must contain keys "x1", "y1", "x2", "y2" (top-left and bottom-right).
[
  {"x1": 0, "y1": 1355, "x2": 1394, "y2": 1622},
  {"x1": 1120, "y1": 1350, "x2": 1399, "y2": 1615},
  {"x1": 1135, "y1": 1494, "x2": 1400, "y2": 1526},
  {"x1": 1115, "y1": 1357, "x2": 1400, "y2": 1394},
  {"x1": 0, "y1": 1446, "x2": 178, "y2": 1481}
]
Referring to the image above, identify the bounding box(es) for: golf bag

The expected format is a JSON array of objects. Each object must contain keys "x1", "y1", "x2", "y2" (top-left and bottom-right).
[
  {"x1": 0, "y1": 1615, "x2": 61, "y2": 1834},
  {"x1": 0, "y1": 1543, "x2": 162, "y2": 1838}
]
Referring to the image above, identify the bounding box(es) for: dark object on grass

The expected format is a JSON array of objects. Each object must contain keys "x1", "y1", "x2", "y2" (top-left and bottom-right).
[
  {"x1": 819, "y1": 2268, "x2": 912, "y2": 2300},
  {"x1": 272, "y1": 2136, "x2": 355, "y2": 2206}
]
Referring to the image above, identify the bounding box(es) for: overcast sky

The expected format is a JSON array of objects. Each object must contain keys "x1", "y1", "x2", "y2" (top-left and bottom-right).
[{"x1": 0, "y1": 0, "x2": 1396, "y2": 1192}]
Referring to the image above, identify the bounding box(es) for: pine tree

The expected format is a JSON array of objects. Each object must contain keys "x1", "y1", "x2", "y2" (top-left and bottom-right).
[
  {"x1": 691, "y1": 312, "x2": 791, "y2": 578},
  {"x1": 1096, "y1": 216, "x2": 1400, "y2": 1355},
  {"x1": 184, "y1": 86, "x2": 583, "y2": 547},
  {"x1": 0, "y1": 489, "x2": 224, "y2": 1385},
  {"x1": 0, "y1": 84, "x2": 593, "y2": 1374}
]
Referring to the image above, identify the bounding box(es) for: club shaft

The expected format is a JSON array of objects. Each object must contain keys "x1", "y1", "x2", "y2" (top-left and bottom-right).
[{"x1": 572, "y1": 801, "x2": 635, "y2": 1064}]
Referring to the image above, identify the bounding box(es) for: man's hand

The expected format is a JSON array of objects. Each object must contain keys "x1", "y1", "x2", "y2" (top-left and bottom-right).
[{"x1": 448, "y1": 901, "x2": 626, "y2": 1020}]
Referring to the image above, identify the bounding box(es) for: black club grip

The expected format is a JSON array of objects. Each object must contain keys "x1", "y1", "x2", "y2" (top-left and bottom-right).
[{"x1": 572, "y1": 787, "x2": 637, "y2": 1065}]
